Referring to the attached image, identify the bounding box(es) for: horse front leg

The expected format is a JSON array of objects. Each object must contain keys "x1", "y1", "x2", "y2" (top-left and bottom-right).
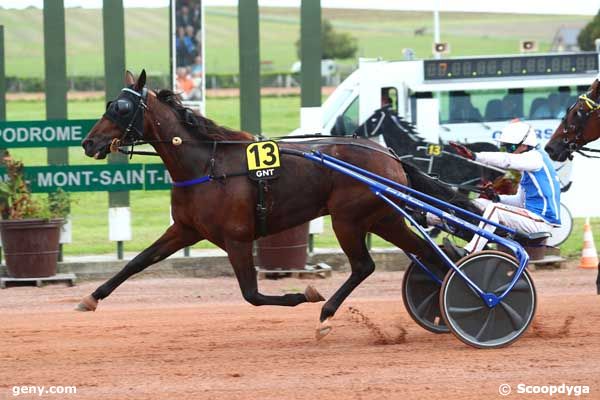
[
  {"x1": 75, "y1": 224, "x2": 202, "y2": 311},
  {"x1": 224, "y1": 238, "x2": 325, "y2": 307}
]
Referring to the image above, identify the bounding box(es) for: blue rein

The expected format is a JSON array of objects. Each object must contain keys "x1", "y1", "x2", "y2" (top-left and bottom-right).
[{"x1": 172, "y1": 175, "x2": 212, "y2": 188}]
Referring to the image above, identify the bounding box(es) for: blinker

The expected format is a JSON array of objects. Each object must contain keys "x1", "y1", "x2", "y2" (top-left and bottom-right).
[{"x1": 102, "y1": 86, "x2": 147, "y2": 143}]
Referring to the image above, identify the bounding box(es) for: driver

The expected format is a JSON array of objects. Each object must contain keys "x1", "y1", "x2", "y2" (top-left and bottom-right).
[
  {"x1": 448, "y1": 120, "x2": 561, "y2": 257},
  {"x1": 354, "y1": 88, "x2": 397, "y2": 137}
]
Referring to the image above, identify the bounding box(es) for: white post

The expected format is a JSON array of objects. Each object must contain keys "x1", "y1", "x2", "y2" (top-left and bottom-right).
[{"x1": 108, "y1": 207, "x2": 132, "y2": 260}]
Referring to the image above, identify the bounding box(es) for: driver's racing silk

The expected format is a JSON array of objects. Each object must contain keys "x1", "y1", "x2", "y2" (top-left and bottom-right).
[
  {"x1": 520, "y1": 150, "x2": 561, "y2": 225},
  {"x1": 475, "y1": 148, "x2": 561, "y2": 225}
]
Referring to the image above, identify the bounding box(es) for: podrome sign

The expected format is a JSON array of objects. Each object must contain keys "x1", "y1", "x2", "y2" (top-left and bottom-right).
[{"x1": 0, "y1": 119, "x2": 96, "y2": 147}]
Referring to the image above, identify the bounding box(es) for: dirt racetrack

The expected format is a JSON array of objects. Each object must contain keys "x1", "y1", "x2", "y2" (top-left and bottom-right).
[{"x1": 1, "y1": 264, "x2": 599, "y2": 399}]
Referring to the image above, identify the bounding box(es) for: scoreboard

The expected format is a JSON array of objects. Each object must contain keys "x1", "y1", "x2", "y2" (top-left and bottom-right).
[{"x1": 424, "y1": 53, "x2": 599, "y2": 81}]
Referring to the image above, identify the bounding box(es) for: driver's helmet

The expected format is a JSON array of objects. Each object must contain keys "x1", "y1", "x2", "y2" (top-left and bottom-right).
[{"x1": 499, "y1": 120, "x2": 538, "y2": 148}]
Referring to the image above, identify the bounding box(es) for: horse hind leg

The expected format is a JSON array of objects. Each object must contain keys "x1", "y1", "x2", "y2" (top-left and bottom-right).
[{"x1": 316, "y1": 219, "x2": 375, "y2": 340}]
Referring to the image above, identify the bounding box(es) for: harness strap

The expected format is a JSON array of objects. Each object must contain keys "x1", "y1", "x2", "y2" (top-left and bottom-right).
[
  {"x1": 172, "y1": 175, "x2": 212, "y2": 188},
  {"x1": 171, "y1": 171, "x2": 250, "y2": 187},
  {"x1": 256, "y1": 180, "x2": 268, "y2": 237}
]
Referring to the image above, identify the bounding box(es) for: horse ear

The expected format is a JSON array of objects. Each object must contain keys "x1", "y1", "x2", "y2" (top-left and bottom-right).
[
  {"x1": 125, "y1": 70, "x2": 136, "y2": 86},
  {"x1": 594, "y1": 79, "x2": 600, "y2": 98},
  {"x1": 134, "y1": 69, "x2": 147, "y2": 91}
]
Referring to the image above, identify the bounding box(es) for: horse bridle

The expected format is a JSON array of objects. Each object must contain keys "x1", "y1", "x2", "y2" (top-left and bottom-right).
[
  {"x1": 560, "y1": 92, "x2": 600, "y2": 158},
  {"x1": 103, "y1": 86, "x2": 149, "y2": 154}
]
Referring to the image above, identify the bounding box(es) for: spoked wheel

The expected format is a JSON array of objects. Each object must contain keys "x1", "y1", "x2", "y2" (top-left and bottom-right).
[
  {"x1": 440, "y1": 250, "x2": 536, "y2": 348},
  {"x1": 402, "y1": 260, "x2": 449, "y2": 334}
]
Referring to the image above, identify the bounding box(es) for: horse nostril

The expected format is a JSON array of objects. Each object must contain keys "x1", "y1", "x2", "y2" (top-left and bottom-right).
[{"x1": 82, "y1": 139, "x2": 94, "y2": 153}]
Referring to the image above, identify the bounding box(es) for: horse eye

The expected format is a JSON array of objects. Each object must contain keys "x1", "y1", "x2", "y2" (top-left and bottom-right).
[
  {"x1": 106, "y1": 101, "x2": 113, "y2": 110},
  {"x1": 115, "y1": 99, "x2": 132, "y2": 115}
]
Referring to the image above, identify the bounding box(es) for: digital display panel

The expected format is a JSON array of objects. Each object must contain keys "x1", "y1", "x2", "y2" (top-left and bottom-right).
[{"x1": 424, "y1": 53, "x2": 599, "y2": 81}]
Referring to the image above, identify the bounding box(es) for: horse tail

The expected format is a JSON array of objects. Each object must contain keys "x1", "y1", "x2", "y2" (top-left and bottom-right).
[{"x1": 400, "y1": 160, "x2": 480, "y2": 215}]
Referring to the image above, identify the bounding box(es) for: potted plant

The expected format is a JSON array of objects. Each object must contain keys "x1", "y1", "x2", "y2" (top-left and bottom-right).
[{"x1": 0, "y1": 153, "x2": 69, "y2": 278}]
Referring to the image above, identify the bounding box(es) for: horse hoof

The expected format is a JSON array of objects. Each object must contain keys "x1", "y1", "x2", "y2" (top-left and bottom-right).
[
  {"x1": 75, "y1": 295, "x2": 98, "y2": 312},
  {"x1": 304, "y1": 285, "x2": 325, "y2": 303},
  {"x1": 315, "y1": 318, "x2": 333, "y2": 340}
]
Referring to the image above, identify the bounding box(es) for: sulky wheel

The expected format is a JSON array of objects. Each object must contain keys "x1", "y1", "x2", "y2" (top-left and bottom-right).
[
  {"x1": 440, "y1": 250, "x2": 536, "y2": 348},
  {"x1": 402, "y1": 260, "x2": 449, "y2": 334},
  {"x1": 546, "y1": 203, "x2": 573, "y2": 247}
]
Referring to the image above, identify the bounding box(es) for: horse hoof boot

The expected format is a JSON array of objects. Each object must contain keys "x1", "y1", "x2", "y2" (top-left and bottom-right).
[
  {"x1": 315, "y1": 318, "x2": 333, "y2": 340},
  {"x1": 305, "y1": 285, "x2": 325, "y2": 303},
  {"x1": 75, "y1": 295, "x2": 98, "y2": 312}
]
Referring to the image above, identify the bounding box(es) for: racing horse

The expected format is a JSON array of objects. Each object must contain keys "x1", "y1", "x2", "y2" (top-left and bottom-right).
[
  {"x1": 79, "y1": 70, "x2": 479, "y2": 338},
  {"x1": 354, "y1": 107, "x2": 504, "y2": 187},
  {"x1": 545, "y1": 78, "x2": 600, "y2": 294},
  {"x1": 545, "y1": 79, "x2": 600, "y2": 162}
]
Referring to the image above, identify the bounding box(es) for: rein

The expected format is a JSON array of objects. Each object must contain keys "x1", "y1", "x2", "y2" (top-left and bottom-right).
[{"x1": 576, "y1": 146, "x2": 600, "y2": 159}]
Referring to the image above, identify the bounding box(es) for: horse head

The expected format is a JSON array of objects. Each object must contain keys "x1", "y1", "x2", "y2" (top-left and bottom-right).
[
  {"x1": 82, "y1": 70, "x2": 149, "y2": 159},
  {"x1": 545, "y1": 79, "x2": 600, "y2": 162}
]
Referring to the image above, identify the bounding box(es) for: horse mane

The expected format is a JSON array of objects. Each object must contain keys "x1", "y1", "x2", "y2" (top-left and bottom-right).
[
  {"x1": 394, "y1": 116, "x2": 420, "y2": 136},
  {"x1": 400, "y1": 160, "x2": 481, "y2": 241},
  {"x1": 400, "y1": 160, "x2": 480, "y2": 215},
  {"x1": 156, "y1": 89, "x2": 254, "y2": 141}
]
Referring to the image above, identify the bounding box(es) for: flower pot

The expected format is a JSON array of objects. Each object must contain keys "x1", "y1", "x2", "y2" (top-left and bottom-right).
[
  {"x1": 257, "y1": 223, "x2": 309, "y2": 270},
  {"x1": 0, "y1": 219, "x2": 63, "y2": 278}
]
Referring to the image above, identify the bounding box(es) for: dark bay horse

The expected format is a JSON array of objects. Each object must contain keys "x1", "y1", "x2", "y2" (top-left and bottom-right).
[
  {"x1": 354, "y1": 107, "x2": 503, "y2": 186},
  {"x1": 545, "y1": 78, "x2": 600, "y2": 294},
  {"x1": 79, "y1": 70, "x2": 477, "y2": 338}
]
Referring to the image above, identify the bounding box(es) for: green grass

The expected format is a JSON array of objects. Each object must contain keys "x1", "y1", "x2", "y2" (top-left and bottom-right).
[
  {"x1": 3, "y1": 96, "x2": 594, "y2": 258},
  {"x1": 0, "y1": 7, "x2": 589, "y2": 77}
]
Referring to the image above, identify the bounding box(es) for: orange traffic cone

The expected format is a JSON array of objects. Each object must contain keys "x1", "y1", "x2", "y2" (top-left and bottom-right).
[{"x1": 579, "y1": 217, "x2": 599, "y2": 269}]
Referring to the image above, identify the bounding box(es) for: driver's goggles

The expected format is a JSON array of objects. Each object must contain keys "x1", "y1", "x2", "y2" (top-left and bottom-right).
[{"x1": 499, "y1": 143, "x2": 519, "y2": 153}]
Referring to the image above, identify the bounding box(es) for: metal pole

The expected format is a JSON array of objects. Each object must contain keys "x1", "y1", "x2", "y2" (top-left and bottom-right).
[
  {"x1": 301, "y1": 0, "x2": 321, "y2": 109},
  {"x1": 117, "y1": 241, "x2": 124, "y2": 260},
  {"x1": 433, "y1": 0, "x2": 441, "y2": 59},
  {"x1": 43, "y1": 1, "x2": 68, "y2": 159},
  {"x1": 238, "y1": 0, "x2": 261, "y2": 135},
  {"x1": 44, "y1": 1, "x2": 68, "y2": 262},
  {"x1": 0, "y1": 26, "x2": 4, "y2": 264},
  {"x1": 0, "y1": 26, "x2": 5, "y2": 121},
  {"x1": 103, "y1": 0, "x2": 129, "y2": 260},
  {"x1": 301, "y1": 1, "x2": 322, "y2": 257}
]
